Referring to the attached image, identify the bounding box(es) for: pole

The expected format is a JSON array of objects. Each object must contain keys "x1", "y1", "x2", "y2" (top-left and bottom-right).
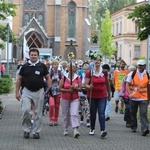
[
  {"x1": 6, "y1": 23, "x2": 10, "y2": 75},
  {"x1": 0, "y1": 49, "x2": 1, "y2": 78},
  {"x1": 147, "y1": 0, "x2": 150, "y2": 72}
]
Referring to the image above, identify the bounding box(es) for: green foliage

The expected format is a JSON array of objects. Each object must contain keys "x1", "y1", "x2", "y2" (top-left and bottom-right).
[
  {"x1": 0, "y1": 76, "x2": 13, "y2": 94},
  {"x1": 128, "y1": 4, "x2": 150, "y2": 41},
  {"x1": 86, "y1": 50, "x2": 102, "y2": 60},
  {"x1": 89, "y1": 0, "x2": 136, "y2": 29},
  {"x1": 0, "y1": 100, "x2": 3, "y2": 114},
  {"x1": 0, "y1": 0, "x2": 18, "y2": 48},
  {"x1": 99, "y1": 10, "x2": 115, "y2": 59},
  {"x1": 0, "y1": 0, "x2": 16, "y2": 20}
]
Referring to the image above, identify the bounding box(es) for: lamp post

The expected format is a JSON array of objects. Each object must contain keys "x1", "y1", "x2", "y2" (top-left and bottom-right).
[
  {"x1": 6, "y1": 23, "x2": 10, "y2": 75},
  {"x1": 147, "y1": 0, "x2": 150, "y2": 72}
]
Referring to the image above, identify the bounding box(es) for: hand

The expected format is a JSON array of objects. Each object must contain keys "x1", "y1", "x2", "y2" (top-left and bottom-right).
[
  {"x1": 108, "y1": 94, "x2": 111, "y2": 101},
  {"x1": 15, "y1": 92, "x2": 21, "y2": 101},
  {"x1": 129, "y1": 94, "x2": 133, "y2": 99},
  {"x1": 68, "y1": 88, "x2": 73, "y2": 93},
  {"x1": 89, "y1": 84, "x2": 93, "y2": 90}
]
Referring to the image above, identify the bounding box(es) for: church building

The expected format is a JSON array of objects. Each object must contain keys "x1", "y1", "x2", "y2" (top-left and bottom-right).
[{"x1": 10, "y1": 0, "x2": 90, "y2": 61}]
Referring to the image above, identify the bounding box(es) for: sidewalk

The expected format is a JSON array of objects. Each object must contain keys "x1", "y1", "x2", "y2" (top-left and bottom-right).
[{"x1": 0, "y1": 92, "x2": 150, "y2": 150}]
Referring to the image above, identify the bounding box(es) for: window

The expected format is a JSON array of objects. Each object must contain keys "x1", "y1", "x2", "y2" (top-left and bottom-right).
[
  {"x1": 68, "y1": 1, "x2": 76, "y2": 38},
  {"x1": 38, "y1": 14, "x2": 44, "y2": 26},
  {"x1": 24, "y1": 13, "x2": 30, "y2": 26},
  {"x1": 134, "y1": 46, "x2": 140, "y2": 58},
  {"x1": 135, "y1": 21, "x2": 140, "y2": 33}
]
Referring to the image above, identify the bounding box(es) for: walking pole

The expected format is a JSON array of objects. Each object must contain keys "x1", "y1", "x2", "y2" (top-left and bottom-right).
[{"x1": 68, "y1": 51, "x2": 75, "y2": 100}]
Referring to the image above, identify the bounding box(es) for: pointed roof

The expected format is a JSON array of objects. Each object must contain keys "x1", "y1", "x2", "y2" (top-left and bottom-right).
[{"x1": 19, "y1": 17, "x2": 49, "y2": 38}]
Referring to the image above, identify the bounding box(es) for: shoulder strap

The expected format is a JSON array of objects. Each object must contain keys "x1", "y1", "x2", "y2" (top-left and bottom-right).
[{"x1": 131, "y1": 70, "x2": 136, "y2": 79}]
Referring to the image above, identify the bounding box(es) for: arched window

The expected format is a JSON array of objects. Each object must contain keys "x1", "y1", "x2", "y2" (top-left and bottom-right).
[
  {"x1": 24, "y1": 13, "x2": 30, "y2": 26},
  {"x1": 68, "y1": 1, "x2": 76, "y2": 38},
  {"x1": 38, "y1": 14, "x2": 44, "y2": 26}
]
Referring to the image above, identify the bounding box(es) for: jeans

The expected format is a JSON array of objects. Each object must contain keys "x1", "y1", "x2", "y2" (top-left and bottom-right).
[
  {"x1": 130, "y1": 100, "x2": 149, "y2": 132},
  {"x1": 89, "y1": 97, "x2": 107, "y2": 131},
  {"x1": 123, "y1": 97, "x2": 131, "y2": 123}
]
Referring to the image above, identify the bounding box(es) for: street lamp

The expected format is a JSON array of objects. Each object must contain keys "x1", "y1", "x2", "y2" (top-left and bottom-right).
[
  {"x1": 147, "y1": 0, "x2": 150, "y2": 72},
  {"x1": 6, "y1": 23, "x2": 10, "y2": 75}
]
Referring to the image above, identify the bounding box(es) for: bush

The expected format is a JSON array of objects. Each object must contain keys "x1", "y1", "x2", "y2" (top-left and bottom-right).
[{"x1": 0, "y1": 76, "x2": 13, "y2": 94}]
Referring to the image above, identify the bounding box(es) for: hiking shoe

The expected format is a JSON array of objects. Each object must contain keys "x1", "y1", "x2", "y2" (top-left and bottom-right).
[
  {"x1": 33, "y1": 132, "x2": 40, "y2": 139},
  {"x1": 63, "y1": 129, "x2": 69, "y2": 136},
  {"x1": 105, "y1": 117, "x2": 110, "y2": 121},
  {"x1": 74, "y1": 130, "x2": 80, "y2": 138},
  {"x1": 142, "y1": 130, "x2": 149, "y2": 136},
  {"x1": 126, "y1": 122, "x2": 131, "y2": 128},
  {"x1": 115, "y1": 107, "x2": 118, "y2": 113},
  {"x1": 54, "y1": 122, "x2": 58, "y2": 126},
  {"x1": 132, "y1": 128, "x2": 136, "y2": 132},
  {"x1": 89, "y1": 129, "x2": 95, "y2": 135},
  {"x1": 120, "y1": 110, "x2": 124, "y2": 114},
  {"x1": 23, "y1": 132, "x2": 30, "y2": 139},
  {"x1": 101, "y1": 130, "x2": 107, "y2": 138},
  {"x1": 86, "y1": 123, "x2": 90, "y2": 127},
  {"x1": 80, "y1": 121, "x2": 84, "y2": 125},
  {"x1": 49, "y1": 122, "x2": 54, "y2": 126}
]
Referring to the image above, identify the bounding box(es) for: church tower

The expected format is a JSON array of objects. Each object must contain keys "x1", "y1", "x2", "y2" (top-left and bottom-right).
[{"x1": 11, "y1": 0, "x2": 90, "y2": 60}]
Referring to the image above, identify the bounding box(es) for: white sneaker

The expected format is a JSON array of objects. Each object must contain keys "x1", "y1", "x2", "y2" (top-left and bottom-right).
[
  {"x1": 63, "y1": 129, "x2": 69, "y2": 136},
  {"x1": 101, "y1": 130, "x2": 107, "y2": 138},
  {"x1": 86, "y1": 123, "x2": 90, "y2": 127},
  {"x1": 89, "y1": 129, "x2": 95, "y2": 135},
  {"x1": 80, "y1": 121, "x2": 84, "y2": 125},
  {"x1": 74, "y1": 130, "x2": 80, "y2": 138}
]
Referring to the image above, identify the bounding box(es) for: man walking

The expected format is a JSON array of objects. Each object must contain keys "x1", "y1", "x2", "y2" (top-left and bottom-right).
[
  {"x1": 126, "y1": 59, "x2": 149, "y2": 136},
  {"x1": 15, "y1": 48, "x2": 51, "y2": 139}
]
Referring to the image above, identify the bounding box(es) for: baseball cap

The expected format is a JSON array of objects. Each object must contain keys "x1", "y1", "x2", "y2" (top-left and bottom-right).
[{"x1": 137, "y1": 59, "x2": 146, "y2": 65}]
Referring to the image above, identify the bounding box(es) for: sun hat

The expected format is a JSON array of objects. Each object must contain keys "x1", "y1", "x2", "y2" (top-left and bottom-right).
[{"x1": 137, "y1": 59, "x2": 146, "y2": 65}]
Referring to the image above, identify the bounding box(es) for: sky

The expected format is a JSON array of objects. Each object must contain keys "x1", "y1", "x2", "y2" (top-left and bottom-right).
[{"x1": 137, "y1": 0, "x2": 145, "y2": 2}]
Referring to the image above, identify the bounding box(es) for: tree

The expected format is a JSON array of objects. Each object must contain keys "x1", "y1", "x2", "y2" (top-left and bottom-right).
[
  {"x1": 128, "y1": 4, "x2": 150, "y2": 41},
  {"x1": 99, "y1": 10, "x2": 115, "y2": 61},
  {"x1": 0, "y1": 0, "x2": 17, "y2": 49},
  {"x1": 89, "y1": 0, "x2": 136, "y2": 30}
]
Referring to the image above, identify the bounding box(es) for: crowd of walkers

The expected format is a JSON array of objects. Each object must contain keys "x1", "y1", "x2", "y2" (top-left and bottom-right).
[{"x1": 15, "y1": 48, "x2": 149, "y2": 140}]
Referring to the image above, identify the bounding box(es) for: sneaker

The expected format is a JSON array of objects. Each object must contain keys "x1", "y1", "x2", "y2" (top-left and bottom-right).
[
  {"x1": 89, "y1": 129, "x2": 95, "y2": 135},
  {"x1": 105, "y1": 117, "x2": 110, "y2": 121},
  {"x1": 49, "y1": 122, "x2": 54, "y2": 126},
  {"x1": 74, "y1": 130, "x2": 80, "y2": 138},
  {"x1": 80, "y1": 121, "x2": 84, "y2": 125},
  {"x1": 23, "y1": 132, "x2": 30, "y2": 139},
  {"x1": 86, "y1": 123, "x2": 90, "y2": 127},
  {"x1": 63, "y1": 129, "x2": 69, "y2": 136},
  {"x1": 54, "y1": 122, "x2": 58, "y2": 126},
  {"x1": 126, "y1": 122, "x2": 131, "y2": 128},
  {"x1": 115, "y1": 107, "x2": 118, "y2": 113},
  {"x1": 33, "y1": 132, "x2": 40, "y2": 139},
  {"x1": 120, "y1": 110, "x2": 124, "y2": 114},
  {"x1": 101, "y1": 130, "x2": 107, "y2": 138},
  {"x1": 132, "y1": 128, "x2": 136, "y2": 132},
  {"x1": 142, "y1": 130, "x2": 149, "y2": 136}
]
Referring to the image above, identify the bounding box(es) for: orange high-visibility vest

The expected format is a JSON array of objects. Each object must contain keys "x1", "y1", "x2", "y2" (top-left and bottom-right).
[
  {"x1": 113, "y1": 70, "x2": 129, "y2": 90},
  {"x1": 129, "y1": 72, "x2": 149, "y2": 99}
]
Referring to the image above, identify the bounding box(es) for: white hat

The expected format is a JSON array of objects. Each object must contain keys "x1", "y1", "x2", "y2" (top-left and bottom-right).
[
  {"x1": 137, "y1": 59, "x2": 146, "y2": 65},
  {"x1": 128, "y1": 65, "x2": 136, "y2": 71}
]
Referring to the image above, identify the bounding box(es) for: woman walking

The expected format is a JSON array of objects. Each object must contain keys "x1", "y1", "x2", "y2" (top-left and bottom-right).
[
  {"x1": 84, "y1": 55, "x2": 111, "y2": 138},
  {"x1": 59, "y1": 62, "x2": 82, "y2": 138}
]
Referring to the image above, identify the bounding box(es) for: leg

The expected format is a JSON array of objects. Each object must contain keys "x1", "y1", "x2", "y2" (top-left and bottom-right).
[
  {"x1": 115, "y1": 91, "x2": 119, "y2": 113},
  {"x1": 49, "y1": 96, "x2": 55, "y2": 124},
  {"x1": 130, "y1": 100, "x2": 139, "y2": 131},
  {"x1": 89, "y1": 98, "x2": 97, "y2": 130},
  {"x1": 105, "y1": 99, "x2": 111, "y2": 120},
  {"x1": 54, "y1": 94, "x2": 61, "y2": 123},
  {"x1": 139, "y1": 100, "x2": 149, "y2": 135},
  {"x1": 61, "y1": 99, "x2": 70, "y2": 129}
]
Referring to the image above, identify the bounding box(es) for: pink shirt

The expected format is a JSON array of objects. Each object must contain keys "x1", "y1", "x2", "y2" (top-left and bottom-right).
[
  {"x1": 86, "y1": 71, "x2": 107, "y2": 99},
  {"x1": 61, "y1": 75, "x2": 81, "y2": 101}
]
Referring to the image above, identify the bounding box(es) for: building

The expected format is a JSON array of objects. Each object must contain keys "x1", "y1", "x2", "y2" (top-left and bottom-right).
[
  {"x1": 111, "y1": 1, "x2": 147, "y2": 65},
  {"x1": 3, "y1": 0, "x2": 90, "y2": 61}
]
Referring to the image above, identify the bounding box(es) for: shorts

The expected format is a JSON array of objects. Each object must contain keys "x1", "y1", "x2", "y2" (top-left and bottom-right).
[{"x1": 115, "y1": 90, "x2": 120, "y2": 101}]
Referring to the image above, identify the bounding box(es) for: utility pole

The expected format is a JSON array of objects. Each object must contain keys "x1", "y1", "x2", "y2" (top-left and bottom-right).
[{"x1": 6, "y1": 23, "x2": 10, "y2": 75}]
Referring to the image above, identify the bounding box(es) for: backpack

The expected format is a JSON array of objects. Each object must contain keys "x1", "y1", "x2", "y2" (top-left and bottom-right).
[{"x1": 131, "y1": 70, "x2": 149, "y2": 80}]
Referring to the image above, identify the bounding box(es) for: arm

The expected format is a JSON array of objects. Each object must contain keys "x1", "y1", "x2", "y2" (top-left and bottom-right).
[
  {"x1": 15, "y1": 75, "x2": 22, "y2": 101},
  {"x1": 45, "y1": 74, "x2": 51, "y2": 89},
  {"x1": 106, "y1": 76, "x2": 111, "y2": 101},
  {"x1": 84, "y1": 77, "x2": 93, "y2": 90}
]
